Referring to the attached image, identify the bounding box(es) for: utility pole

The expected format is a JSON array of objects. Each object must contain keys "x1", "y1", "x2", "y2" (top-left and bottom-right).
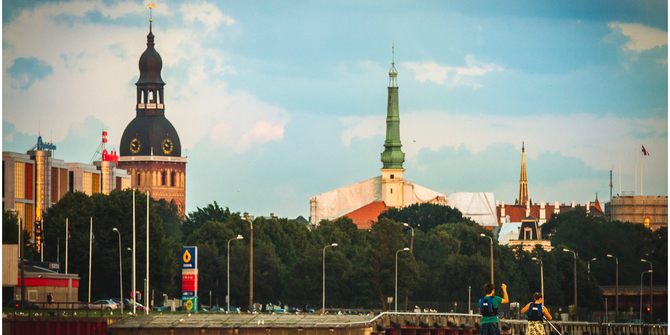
[
  {"x1": 145, "y1": 191, "x2": 150, "y2": 314},
  {"x1": 65, "y1": 218, "x2": 69, "y2": 274},
  {"x1": 132, "y1": 189, "x2": 136, "y2": 314},
  {"x1": 20, "y1": 218, "x2": 25, "y2": 305},
  {"x1": 88, "y1": 217, "x2": 93, "y2": 304}
]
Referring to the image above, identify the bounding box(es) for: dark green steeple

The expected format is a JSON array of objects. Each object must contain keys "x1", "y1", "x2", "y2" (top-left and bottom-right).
[{"x1": 381, "y1": 48, "x2": 405, "y2": 169}]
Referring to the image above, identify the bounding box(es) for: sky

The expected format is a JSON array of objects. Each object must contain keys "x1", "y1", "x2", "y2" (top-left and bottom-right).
[{"x1": 2, "y1": 0, "x2": 668, "y2": 218}]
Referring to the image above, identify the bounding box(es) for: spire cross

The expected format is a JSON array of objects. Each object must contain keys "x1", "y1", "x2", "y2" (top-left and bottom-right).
[{"x1": 392, "y1": 43, "x2": 395, "y2": 65}]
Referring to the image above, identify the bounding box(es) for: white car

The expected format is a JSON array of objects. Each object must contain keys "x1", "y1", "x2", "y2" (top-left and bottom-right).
[{"x1": 88, "y1": 299, "x2": 118, "y2": 310}]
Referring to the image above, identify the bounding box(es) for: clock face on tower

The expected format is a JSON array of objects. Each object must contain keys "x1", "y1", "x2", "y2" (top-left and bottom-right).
[
  {"x1": 130, "y1": 138, "x2": 141, "y2": 154},
  {"x1": 162, "y1": 138, "x2": 174, "y2": 155}
]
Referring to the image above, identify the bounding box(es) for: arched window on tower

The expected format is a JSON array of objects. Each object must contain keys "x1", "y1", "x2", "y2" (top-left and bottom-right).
[
  {"x1": 161, "y1": 171, "x2": 167, "y2": 186},
  {"x1": 170, "y1": 171, "x2": 176, "y2": 187},
  {"x1": 148, "y1": 90, "x2": 155, "y2": 103},
  {"x1": 137, "y1": 172, "x2": 141, "y2": 187}
]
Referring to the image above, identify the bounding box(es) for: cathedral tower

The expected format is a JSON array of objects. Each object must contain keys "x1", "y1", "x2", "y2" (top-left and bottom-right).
[
  {"x1": 517, "y1": 142, "x2": 529, "y2": 206},
  {"x1": 118, "y1": 19, "x2": 187, "y2": 215},
  {"x1": 380, "y1": 48, "x2": 405, "y2": 208}
]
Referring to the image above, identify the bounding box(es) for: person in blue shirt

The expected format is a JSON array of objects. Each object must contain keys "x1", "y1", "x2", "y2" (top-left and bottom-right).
[
  {"x1": 520, "y1": 292, "x2": 552, "y2": 335},
  {"x1": 479, "y1": 283, "x2": 509, "y2": 335}
]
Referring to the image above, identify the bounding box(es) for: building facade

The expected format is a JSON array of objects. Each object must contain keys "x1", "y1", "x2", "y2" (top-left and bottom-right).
[
  {"x1": 3, "y1": 135, "x2": 130, "y2": 248},
  {"x1": 608, "y1": 195, "x2": 668, "y2": 230},
  {"x1": 118, "y1": 21, "x2": 187, "y2": 216}
]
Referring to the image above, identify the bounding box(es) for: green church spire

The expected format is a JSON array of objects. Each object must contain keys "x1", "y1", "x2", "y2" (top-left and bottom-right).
[{"x1": 381, "y1": 46, "x2": 405, "y2": 169}]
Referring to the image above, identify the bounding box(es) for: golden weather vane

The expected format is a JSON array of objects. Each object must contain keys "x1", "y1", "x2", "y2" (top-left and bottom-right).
[{"x1": 148, "y1": 2, "x2": 156, "y2": 23}]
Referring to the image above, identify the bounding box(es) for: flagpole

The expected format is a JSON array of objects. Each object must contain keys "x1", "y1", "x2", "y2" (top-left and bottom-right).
[
  {"x1": 146, "y1": 191, "x2": 150, "y2": 315},
  {"x1": 133, "y1": 189, "x2": 136, "y2": 315},
  {"x1": 88, "y1": 217, "x2": 93, "y2": 304},
  {"x1": 65, "y1": 218, "x2": 69, "y2": 274},
  {"x1": 635, "y1": 164, "x2": 638, "y2": 195}
]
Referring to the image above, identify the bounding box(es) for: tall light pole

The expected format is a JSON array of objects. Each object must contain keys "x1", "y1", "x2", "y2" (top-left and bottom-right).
[
  {"x1": 402, "y1": 223, "x2": 415, "y2": 253},
  {"x1": 132, "y1": 189, "x2": 136, "y2": 315},
  {"x1": 587, "y1": 257, "x2": 597, "y2": 277},
  {"x1": 639, "y1": 270, "x2": 652, "y2": 321},
  {"x1": 395, "y1": 247, "x2": 410, "y2": 312},
  {"x1": 606, "y1": 254, "x2": 618, "y2": 321},
  {"x1": 244, "y1": 213, "x2": 254, "y2": 312},
  {"x1": 531, "y1": 257, "x2": 544, "y2": 301},
  {"x1": 113, "y1": 228, "x2": 123, "y2": 314},
  {"x1": 145, "y1": 192, "x2": 149, "y2": 315},
  {"x1": 641, "y1": 258, "x2": 653, "y2": 321},
  {"x1": 322, "y1": 243, "x2": 338, "y2": 314},
  {"x1": 227, "y1": 234, "x2": 244, "y2": 313},
  {"x1": 563, "y1": 248, "x2": 578, "y2": 319},
  {"x1": 480, "y1": 234, "x2": 494, "y2": 284}
]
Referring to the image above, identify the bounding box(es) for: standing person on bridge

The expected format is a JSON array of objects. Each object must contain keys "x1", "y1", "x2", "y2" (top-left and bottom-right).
[
  {"x1": 520, "y1": 293, "x2": 552, "y2": 335},
  {"x1": 479, "y1": 283, "x2": 509, "y2": 335}
]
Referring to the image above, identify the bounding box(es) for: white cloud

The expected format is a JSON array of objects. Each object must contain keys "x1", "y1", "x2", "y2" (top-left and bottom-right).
[
  {"x1": 608, "y1": 22, "x2": 667, "y2": 52},
  {"x1": 180, "y1": 2, "x2": 235, "y2": 31},
  {"x1": 3, "y1": 0, "x2": 287, "y2": 153},
  {"x1": 403, "y1": 55, "x2": 503, "y2": 88},
  {"x1": 340, "y1": 111, "x2": 667, "y2": 175}
]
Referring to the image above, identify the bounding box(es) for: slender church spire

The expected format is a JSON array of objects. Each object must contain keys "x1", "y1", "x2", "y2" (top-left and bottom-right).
[
  {"x1": 518, "y1": 141, "x2": 529, "y2": 206},
  {"x1": 381, "y1": 45, "x2": 404, "y2": 169}
]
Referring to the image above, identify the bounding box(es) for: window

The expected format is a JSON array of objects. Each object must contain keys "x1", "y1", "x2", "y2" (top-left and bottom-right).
[
  {"x1": 161, "y1": 171, "x2": 167, "y2": 186},
  {"x1": 137, "y1": 173, "x2": 141, "y2": 187},
  {"x1": 69, "y1": 171, "x2": 74, "y2": 192},
  {"x1": 14, "y1": 162, "x2": 24, "y2": 199},
  {"x1": 28, "y1": 290, "x2": 38, "y2": 302},
  {"x1": 524, "y1": 228, "x2": 532, "y2": 240},
  {"x1": 390, "y1": 174, "x2": 394, "y2": 179},
  {"x1": 390, "y1": 188, "x2": 393, "y2": 194},
  {"x1": 170, "y1": 171, "x2": 176, "y2": 187}
]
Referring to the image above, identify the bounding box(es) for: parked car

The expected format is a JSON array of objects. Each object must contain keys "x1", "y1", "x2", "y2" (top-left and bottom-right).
[
  {"x1": 5, "y1": 300, "x2": 39, "y2": 310},
  {"x1": 88, "y1": 299, "x2": 118, "y2": 310}
]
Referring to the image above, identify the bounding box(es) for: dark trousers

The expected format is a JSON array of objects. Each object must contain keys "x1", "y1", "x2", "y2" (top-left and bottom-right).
[{"x1": 480, "y1": 323, "x2": 500, "y2": 335}]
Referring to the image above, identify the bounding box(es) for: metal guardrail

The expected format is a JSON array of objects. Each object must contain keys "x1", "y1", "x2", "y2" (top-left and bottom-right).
[{"x1": 3, "y1": 301, "x2": 124, "y2": 319}]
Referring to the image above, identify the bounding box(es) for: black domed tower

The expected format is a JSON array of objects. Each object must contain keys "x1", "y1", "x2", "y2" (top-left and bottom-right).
[{"x1": 118, "y1": 21, "x2": 187, "y2": 216}]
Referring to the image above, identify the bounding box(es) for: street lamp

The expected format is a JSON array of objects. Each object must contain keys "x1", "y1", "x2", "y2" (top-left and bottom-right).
[
  {"x1": 395, "y1": 247, "x2": 410, "y2": 312},
  {"x1": 641, "y1": 258, "x2": 653, "y2": 321},
  {"x1": 227, "y1": 234, "x2": 244, "y2": 313},
  {"x1": 531, "y1": 257, "x2": 544, "y2": 301},
  {"x1": 112, "y1": 228, "x2": 124, "y2": 314},
  {"x1": 606, "y1": 254, "x2": 619, "y2": 321},
  {"x1": 563, "y1": 248, "x2": 578, "y2": 319},
  {"x1": 243, "y1": 213, "x2": 254, "y2": 312},
  {"x1": 587, "y1": 257, "x2": 597, "y2": 277},
  {"x1": 402, "y1": 223, "x2": 415, "y2": 253},
  {"x1": 479, "y1": 233, "x2": 494, "y2": 284},
  {"x1": 322, "y1": 243, "x2": 338, "y2": 314},
  {"x1": 639, "y1": 270, "x2": 652, "y2": 322}
]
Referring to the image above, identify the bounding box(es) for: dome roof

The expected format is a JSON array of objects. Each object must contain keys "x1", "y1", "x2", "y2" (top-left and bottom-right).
[
  {"x1": 137, "y1": 30, "x2": 165, "y2": 85},
  {"x1": 119, "y1": 115, "x2": 181, "y2": 157}
]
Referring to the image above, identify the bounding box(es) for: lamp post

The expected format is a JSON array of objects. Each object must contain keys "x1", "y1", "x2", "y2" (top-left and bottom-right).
[
  {"x1": 395, "y1": 247, "x2": 410, "y2": 312},
  {"x1": 563, "y1": 248, "x2": 578, "y2": 319},
  {"x1": 227, "y1": 234, "x2": 244, "y2": 313},
  {"x1": 112, "y1": 228, "x2": 123, "y2": 314},
  {"x1": 587, "y1": 257, "x2": 597, "y2": 277},
  {"x1": 606, "y1": 254, "x2": 619, "y2": 321},
  {"x1": 322, "y1": 243, "x2": 338, "y2": 314},
  {"x1": 639, "y1": 270, "x2": 652, "y2": 321},
  {"x1": 480, "y1": 234, "x2": 494, "y2": 284},
  {"x1": 641, "y1": 258, "x2": 653, "y2": 321},
  {"x1": 402, "y1": 223, "x2": 415, "y2": 253},
  {"x1": 243, "y1": 213, "x2": 254, "y2": 312},
  {"x1": 531, "y1": 257, "x2": 544, "y2": 301}
]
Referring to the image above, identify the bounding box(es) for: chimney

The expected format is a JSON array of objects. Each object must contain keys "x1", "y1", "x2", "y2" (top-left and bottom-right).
[{"x1": 539, "y1": 201, "x2": 546, "y2": 225}]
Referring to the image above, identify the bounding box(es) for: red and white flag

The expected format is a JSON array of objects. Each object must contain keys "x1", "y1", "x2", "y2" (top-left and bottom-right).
[{"x1": 641, "y1": 145, "x2": 650, "y2": 156}]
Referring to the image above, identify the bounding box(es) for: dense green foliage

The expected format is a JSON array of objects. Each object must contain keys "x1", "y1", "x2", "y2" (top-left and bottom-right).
[{"x1": 17, "y1": 198, "x2": 666, "y2": 316}]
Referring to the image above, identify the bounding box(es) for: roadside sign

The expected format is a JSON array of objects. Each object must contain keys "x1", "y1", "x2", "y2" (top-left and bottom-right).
[
  {"x1": 182, "y1": 296, "x2": 198, "y2": 312},
  {"x1": 182, "y1": 246, "x2": 198, "y2": 269}
]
